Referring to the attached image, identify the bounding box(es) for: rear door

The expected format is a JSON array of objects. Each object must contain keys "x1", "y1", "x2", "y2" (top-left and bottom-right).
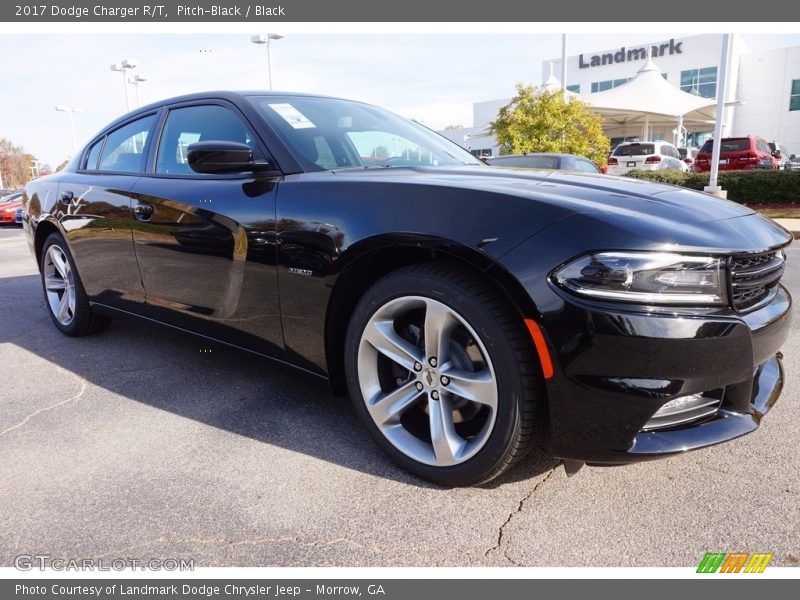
[
  {"x1": 129, "y1": 101, "x2": 284, "y2": 357},
  {"x1": 53, "y1": 112, "x2": 157, "y2": 310}
]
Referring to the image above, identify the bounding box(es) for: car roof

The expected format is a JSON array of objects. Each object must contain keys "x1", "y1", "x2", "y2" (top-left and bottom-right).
[
  {"x1": 99, "y1": 90, "x2": 367, "y2": 136},
  {"x1": 617, "y1": 141, "x2": 670, "y2": 146}
]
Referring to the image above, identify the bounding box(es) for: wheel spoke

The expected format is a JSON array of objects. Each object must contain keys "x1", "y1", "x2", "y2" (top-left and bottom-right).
[
  {"x1": 363, "y1": 320, "x2": 423, "y2": 372},
  {"x1": 67, "y1": 288, "x2": 76, "y2": 318},
  {"x1": 45, "y1": 275, "x2": 66, "y2": 292},
  {"x1": 368, "y1": 381, "x2": 423, "y2": 426},
  {"x1": 442, "y1": 368, "x2": 497, "y2": 408},
  {"x1": 429, "y1": 395, "x2": 465, "y2": 466},
  {"x1": 424, "y1": 299, "x2": 456, "y2": 365},
  {"x1": 57, "y1": 291, "x2": 71, "y2": 321},
  {"x1": 50, "y1": 249, "x2": 69, "y2": 279}
]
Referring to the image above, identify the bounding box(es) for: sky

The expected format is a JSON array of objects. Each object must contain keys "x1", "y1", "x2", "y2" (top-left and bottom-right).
[{"x1": 2, "y1": 32, "x2": 799, "y2": 168}]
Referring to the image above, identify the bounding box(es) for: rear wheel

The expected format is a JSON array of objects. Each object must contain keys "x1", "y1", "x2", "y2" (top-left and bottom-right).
[
  {"x1": 344, "y1": 263, "x2": 544, "y2": 486},
  {"x1": 40, "y1": 232, "x2": 111, "y2": 337}
]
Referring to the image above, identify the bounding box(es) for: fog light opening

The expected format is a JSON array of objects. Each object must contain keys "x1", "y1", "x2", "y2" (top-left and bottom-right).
[{"x1": 642, "y1": 392, "x2": 722, "y2": 431}]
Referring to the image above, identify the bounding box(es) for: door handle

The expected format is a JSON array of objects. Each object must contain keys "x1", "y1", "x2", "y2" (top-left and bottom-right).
[
  {"x1": 133, "y1": 202, "x2": 154, "y2": 221},
  {"x1": 61, "y1": 191, "x2": 74, "y2": 204}
]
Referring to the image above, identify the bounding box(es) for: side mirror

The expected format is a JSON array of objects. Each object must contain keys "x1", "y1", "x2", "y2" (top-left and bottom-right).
[
  {"x1": 187, "y1": 141, "x2": 280, "y2": 177},
  {"x1": 791, "y1": 154, "x2": 797, "y2": 160}
]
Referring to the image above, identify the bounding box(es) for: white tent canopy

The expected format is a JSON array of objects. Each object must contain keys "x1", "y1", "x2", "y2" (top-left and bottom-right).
[{"x1": 579, "y1": 56, "x2": 739, "y2": 143}]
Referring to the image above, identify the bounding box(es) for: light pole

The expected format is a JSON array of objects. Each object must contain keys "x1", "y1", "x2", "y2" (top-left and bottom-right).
[
  {"x1": 250, "y1": 33, "x2": 285, "y2": 90},
  {"x1": 128, "y1": 73, "x2": 147, "y2": 108},
  {"x1": 55, "y1": 105, "x2": 84, "y2": 153},
  {"x1": 110, "y1": 58, "x2": 138, "y2": 111}
]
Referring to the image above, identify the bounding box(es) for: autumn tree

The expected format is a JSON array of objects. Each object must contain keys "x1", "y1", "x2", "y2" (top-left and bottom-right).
[
  {"x1": 0, "y1": 138, "x2": 37, "y2": 189},
  {"x1": 491, "y1": 84, "x2": 611, "y2": 166}
]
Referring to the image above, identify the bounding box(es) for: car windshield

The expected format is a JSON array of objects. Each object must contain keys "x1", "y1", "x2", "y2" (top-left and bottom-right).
[
  {"x1": 248, "y1": 95, "x2": 483, "y2": 171},
  {"x1": 613, "y1": 143, "x2": 655, "y2": 156},
  {"x1": 700, "y1": 138, "x2": 751, "y2": 153},
  {"x1": 0, "y1": 193, "x2": 21, "y2": 203},
  {"x1": 488, "y1": 155, "x2": 560, "y2": 169}
]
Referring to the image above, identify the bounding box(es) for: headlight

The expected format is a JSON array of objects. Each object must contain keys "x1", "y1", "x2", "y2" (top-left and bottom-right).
[
  {"x1": 553, "y1": 252, "x2": 727, "y2": 305},
  {"x1": 3, "y1": 208, "x2": 14, "y2": 213}
]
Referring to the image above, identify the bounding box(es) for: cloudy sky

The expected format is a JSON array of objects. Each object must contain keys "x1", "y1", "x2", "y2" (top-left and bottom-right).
[{"x1": 2, "y1": 32, "x2": 799, "y2": 168}]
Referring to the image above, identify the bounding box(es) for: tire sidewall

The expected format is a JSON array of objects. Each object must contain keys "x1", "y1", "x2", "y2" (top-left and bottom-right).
[{"x1": 344, "y1": 268, "x2": 529, "y2": 486}]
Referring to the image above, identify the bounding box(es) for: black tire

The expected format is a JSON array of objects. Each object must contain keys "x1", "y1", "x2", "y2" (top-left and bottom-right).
[
  {"x1": 344, "y1": 263, "x2": 544, "y2": 486},
  {"x1": 40, "y1": 232, "x2": 111, "y2": 337}
]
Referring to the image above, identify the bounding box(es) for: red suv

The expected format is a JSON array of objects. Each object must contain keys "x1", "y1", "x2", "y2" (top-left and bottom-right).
[{"x1": 694, "y1": 136, "x2": 779, "y2": 172}]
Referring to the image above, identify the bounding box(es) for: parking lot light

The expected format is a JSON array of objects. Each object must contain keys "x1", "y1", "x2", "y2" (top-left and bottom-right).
[
  {"x1": 250, "y1": 33, "x2": 285, "y2": 90},
  {"x1": 128, "y1": 73, "x2": 148, "y2": 108},
  {"x1": 54, "y1": 105, "x2": 83, "y2": 153},
  {"x1": 110, "y1": 59, "x2": 139, "y2": 111}
]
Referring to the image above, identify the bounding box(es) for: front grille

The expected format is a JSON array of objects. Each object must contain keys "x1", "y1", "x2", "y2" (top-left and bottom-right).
[{"x1": 729, "y1": 251, "x2": 785, "y2": 312}]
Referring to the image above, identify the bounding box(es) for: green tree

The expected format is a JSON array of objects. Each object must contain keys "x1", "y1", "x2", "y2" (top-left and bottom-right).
[{"x1": 491, "y1": 83, "x2": 611, "y2": 166}]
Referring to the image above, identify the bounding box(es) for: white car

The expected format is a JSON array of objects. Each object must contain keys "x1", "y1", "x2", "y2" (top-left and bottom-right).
[{"x1": 607, "y1": 141, "x2": 689, "y2": 175}]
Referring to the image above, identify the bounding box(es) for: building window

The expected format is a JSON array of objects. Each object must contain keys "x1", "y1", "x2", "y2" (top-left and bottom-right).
[
  {"x1": 566, "y1": 84, "x2": 580, "y2": 93},
  {"x1": 470, "y1": 148, "x2": 493, "y2": 158},
  {"x1": 791, "y1": 80, "x2": 800, "y2": 111},
  {"x1": 680, "y1": 67, "x2": 717, "y2": 98},
  {"x1": 591, "y1": 78, "x2": 629, "y2": 94},
  {"x1": 686, "y1": 131, "x2": 713, "y2": 148}
]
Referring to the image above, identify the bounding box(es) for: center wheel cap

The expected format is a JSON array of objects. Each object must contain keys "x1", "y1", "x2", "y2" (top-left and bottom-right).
[{"x1": 422, "y1": 368, "x2": 437, "y2": 388}]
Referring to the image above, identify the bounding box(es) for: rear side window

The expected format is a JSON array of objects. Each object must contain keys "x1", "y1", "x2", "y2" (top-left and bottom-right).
[
  {"x1": 756, "y1": 139, "x2": 771, "y2": 154},
  {"x1": 574, "y1": 159, "x2": 599, "y2": 173},
  {"x1": 84, "y1": 139, "x2": 103, "y2": 170},
  {"x1": 613, "y1": 143, "x2": 655, "y2": 156},
  {"x1": 99, "y1": 114, "x2": 156, "y2": 173}
]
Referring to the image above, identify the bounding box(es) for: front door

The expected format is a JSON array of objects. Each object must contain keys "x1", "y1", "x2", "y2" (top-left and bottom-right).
[{"x1": 130, "y1": 102, "x2": 283, "y2": 357}]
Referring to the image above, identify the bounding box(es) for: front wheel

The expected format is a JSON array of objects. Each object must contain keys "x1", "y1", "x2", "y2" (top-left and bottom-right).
[{"x1": 344, "y1": 263, "x2": 544, "y2": 486}]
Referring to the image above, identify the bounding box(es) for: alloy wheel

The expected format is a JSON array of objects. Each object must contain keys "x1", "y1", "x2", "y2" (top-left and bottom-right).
[
  {"x1": 43, "y1": 244, "x2": 76, "y2": 327},
  {"x1": 357, "y1": 295, "x2": 498, "y2": 467}
]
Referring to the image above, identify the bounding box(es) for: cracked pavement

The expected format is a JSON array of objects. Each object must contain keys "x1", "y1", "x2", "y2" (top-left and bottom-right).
[{"x1": 0, "y1": 228, "x2": 798, "y2": 567}]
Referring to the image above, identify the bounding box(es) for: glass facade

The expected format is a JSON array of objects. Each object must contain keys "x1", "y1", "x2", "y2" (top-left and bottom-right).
[
  {"x1": 590, "y1": 78, "x2": 629, "y2": 93},
  {"x1": 791, "y1": 79, "x2": 800, "y2": 111},
  {"x1": 680, "y1": 67, "x2": 717, "y2": 98}
]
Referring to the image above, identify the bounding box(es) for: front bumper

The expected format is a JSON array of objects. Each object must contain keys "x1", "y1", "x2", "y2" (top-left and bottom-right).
[{"x1": 542, "y1": 285, "x2": 791, "y2": 464}]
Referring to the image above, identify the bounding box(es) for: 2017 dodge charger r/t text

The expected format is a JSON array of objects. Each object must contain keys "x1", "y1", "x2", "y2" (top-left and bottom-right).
[{"x1": 22, "y1": 92, "x2": 792, "y2": 486}]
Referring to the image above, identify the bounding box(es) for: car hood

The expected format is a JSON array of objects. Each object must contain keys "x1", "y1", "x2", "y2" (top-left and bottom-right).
[{"x1": 330, "y1": 166, "x2": 755, "y2": 226}]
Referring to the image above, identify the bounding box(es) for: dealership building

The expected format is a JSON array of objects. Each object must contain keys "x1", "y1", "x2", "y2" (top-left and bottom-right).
[{"x1": 441, "y1": 34, "x2": 800, "y2": 157}]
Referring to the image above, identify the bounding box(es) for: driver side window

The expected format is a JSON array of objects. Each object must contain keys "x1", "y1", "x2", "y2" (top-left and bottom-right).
[{"x1": 156, "y1": 104, "x2": 258, "y2": 175}]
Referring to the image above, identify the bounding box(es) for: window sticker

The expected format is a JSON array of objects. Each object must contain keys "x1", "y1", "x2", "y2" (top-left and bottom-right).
[{"x1": 268, "y1": 103, "x2": 316, "y2": 129}]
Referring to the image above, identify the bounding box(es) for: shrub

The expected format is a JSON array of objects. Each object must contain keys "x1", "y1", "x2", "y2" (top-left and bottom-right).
[{"x1": 624, "y1": 169, "x2": 800, "y2": 205}]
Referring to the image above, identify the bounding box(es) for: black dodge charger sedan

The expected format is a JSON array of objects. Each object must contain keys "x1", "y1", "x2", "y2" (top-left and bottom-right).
[{"x1": 23, "y1": 92, "x2": 792, "y2": 486}]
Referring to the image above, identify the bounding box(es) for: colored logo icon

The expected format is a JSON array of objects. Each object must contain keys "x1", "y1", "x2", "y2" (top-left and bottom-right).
[{"x1": 697, "y1": 552, "x2": 773, "y2": 573}]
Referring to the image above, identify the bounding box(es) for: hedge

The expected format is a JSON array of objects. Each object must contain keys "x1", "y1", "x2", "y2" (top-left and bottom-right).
[{"x1": 623, "y1": 169, "x2": 800, "y2": 205}]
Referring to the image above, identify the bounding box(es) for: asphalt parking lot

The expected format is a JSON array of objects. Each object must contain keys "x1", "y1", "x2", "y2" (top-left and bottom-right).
[{"x1": 1, "y1": 226, "x2": 798, "y2": 568}]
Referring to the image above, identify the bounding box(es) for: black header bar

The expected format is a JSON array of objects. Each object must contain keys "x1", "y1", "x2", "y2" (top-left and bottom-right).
[{"x1": 3, "y1": 1, "x2": 800, "y2": 22}]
